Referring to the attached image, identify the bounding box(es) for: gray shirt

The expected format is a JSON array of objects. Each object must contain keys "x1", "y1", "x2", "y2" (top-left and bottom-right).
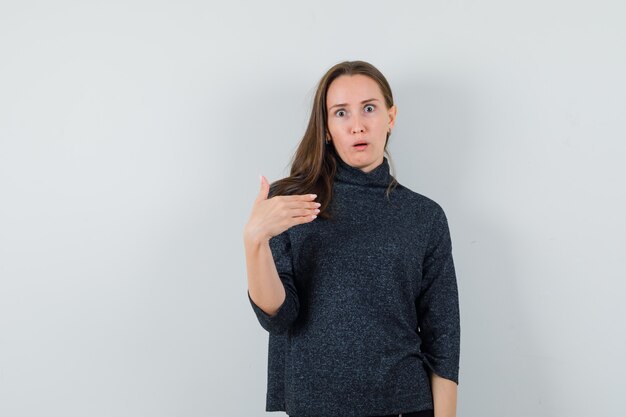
[{"x1": 248, "y1": 156, "x2": 460, "y2": 417}]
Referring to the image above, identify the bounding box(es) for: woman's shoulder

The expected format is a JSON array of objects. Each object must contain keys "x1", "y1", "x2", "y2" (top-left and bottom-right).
[{"x1": 393, "y1": 181, "x2": 445, "y2": 215}]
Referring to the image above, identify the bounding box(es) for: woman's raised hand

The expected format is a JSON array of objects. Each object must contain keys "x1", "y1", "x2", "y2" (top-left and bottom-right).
[{"x1": 244, "y1": 175, "x2": 320, "y2": 245}]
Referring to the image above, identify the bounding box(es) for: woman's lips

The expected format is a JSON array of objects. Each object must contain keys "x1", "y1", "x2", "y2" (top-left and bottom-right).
[{"x1": 354, "y1": 143, "x2": 368, "y2": 151}]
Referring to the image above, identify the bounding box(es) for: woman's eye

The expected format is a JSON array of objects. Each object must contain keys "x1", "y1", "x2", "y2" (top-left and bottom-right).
[
  {"x1": 335, "y1": 110, "x2": 346, "y2": 117},
  {"x1": 364, "y1": 104, "x2": 375, "y2": 112}
]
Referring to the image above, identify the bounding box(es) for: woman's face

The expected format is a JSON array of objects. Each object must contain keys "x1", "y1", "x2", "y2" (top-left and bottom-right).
[{"x1": 326, "y1": 74, "x2": 397, "y2": 173}]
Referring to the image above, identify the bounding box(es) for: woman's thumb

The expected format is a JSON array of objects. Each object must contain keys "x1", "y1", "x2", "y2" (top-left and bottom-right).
[{"x1": 257, "y1": 174, "x2": 270, "y2": 201}]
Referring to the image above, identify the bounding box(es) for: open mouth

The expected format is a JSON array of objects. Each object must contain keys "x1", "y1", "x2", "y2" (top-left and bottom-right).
[{"x1": 354, "y1": 142, "x2": 368, "y2": 150}]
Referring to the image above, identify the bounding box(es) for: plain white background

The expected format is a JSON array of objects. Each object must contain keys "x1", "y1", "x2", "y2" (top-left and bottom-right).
[{"x1": 1, "y1": 1, "x2": 625, "y2": 416}]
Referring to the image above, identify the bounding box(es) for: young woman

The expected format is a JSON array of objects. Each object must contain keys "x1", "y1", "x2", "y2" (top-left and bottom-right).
[{"x1": 244, "y1": 60, "x2": 460, "y2": 417}]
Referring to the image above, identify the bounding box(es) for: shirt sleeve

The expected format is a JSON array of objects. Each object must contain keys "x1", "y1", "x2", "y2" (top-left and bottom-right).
[
  {"x1": 247, "y1": 230, "x2": 300, "y2": 335},
  {"x1": 416, "y1": 204, "x2": 461, "y2": 384}
]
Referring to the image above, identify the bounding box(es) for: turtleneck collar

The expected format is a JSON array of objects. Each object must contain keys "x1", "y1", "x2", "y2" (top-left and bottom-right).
[{"x1": 334, "y1": 156, "x2": 393, "y2": 188}]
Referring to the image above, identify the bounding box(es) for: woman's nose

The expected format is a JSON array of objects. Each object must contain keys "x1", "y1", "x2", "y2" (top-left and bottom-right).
[{"x1": 351, "y1": 115, "x2": 365, "y2": 133}]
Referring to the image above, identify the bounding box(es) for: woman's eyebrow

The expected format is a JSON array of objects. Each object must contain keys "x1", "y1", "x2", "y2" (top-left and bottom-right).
[{"x1": 329, "y1": 98, "x2": 379, "y2": 111}]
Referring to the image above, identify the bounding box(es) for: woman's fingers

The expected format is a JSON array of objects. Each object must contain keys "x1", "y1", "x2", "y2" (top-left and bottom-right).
[
  {"x1": 290, "y1": 210, "x2": 318, "y2": 226},
  {"x1": 290, "y1": 207, "x2": 321, "y2": 218},
  {"x1": 281, "y1": 198, "x2": 321, "y2": 218},
  {"x1": 269, "y1": 195, "x2": 320, "y2": 209},
  {"x1": 277, "y1": 194, "x2": 318, "y2": 205},
  {"x1": 248, "y1": 192, "x2": 321, "y2": 241},
  {"x1": 284, "y1": 202, "x2": 321, "y2": 212},
  {"x1": 297, "y1": 213, "x2": 317, "y2": 224}
]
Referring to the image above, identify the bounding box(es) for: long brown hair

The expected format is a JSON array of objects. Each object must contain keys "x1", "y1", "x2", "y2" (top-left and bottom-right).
[{"x1": 269, "y1": 60, "x2": 399, "y2": 220}]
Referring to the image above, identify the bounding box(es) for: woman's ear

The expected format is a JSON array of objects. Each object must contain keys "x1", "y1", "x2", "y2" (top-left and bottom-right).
[{"x1": 388, "y1": 105, "x2": 397, "y2": 130}]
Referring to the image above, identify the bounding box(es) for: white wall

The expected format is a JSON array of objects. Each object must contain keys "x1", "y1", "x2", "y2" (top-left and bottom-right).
[{"x1": 1, "y1": 1, "x2": 624, "y2": 416}]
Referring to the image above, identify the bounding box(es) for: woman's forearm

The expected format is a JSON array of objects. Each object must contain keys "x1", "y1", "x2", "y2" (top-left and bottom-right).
[
  {"x1": 430, "y1": 372, "x2": 457, "y2": 417},
  {"x1": 244, "y1": 236, "x2": 286, "y2": 317}
]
